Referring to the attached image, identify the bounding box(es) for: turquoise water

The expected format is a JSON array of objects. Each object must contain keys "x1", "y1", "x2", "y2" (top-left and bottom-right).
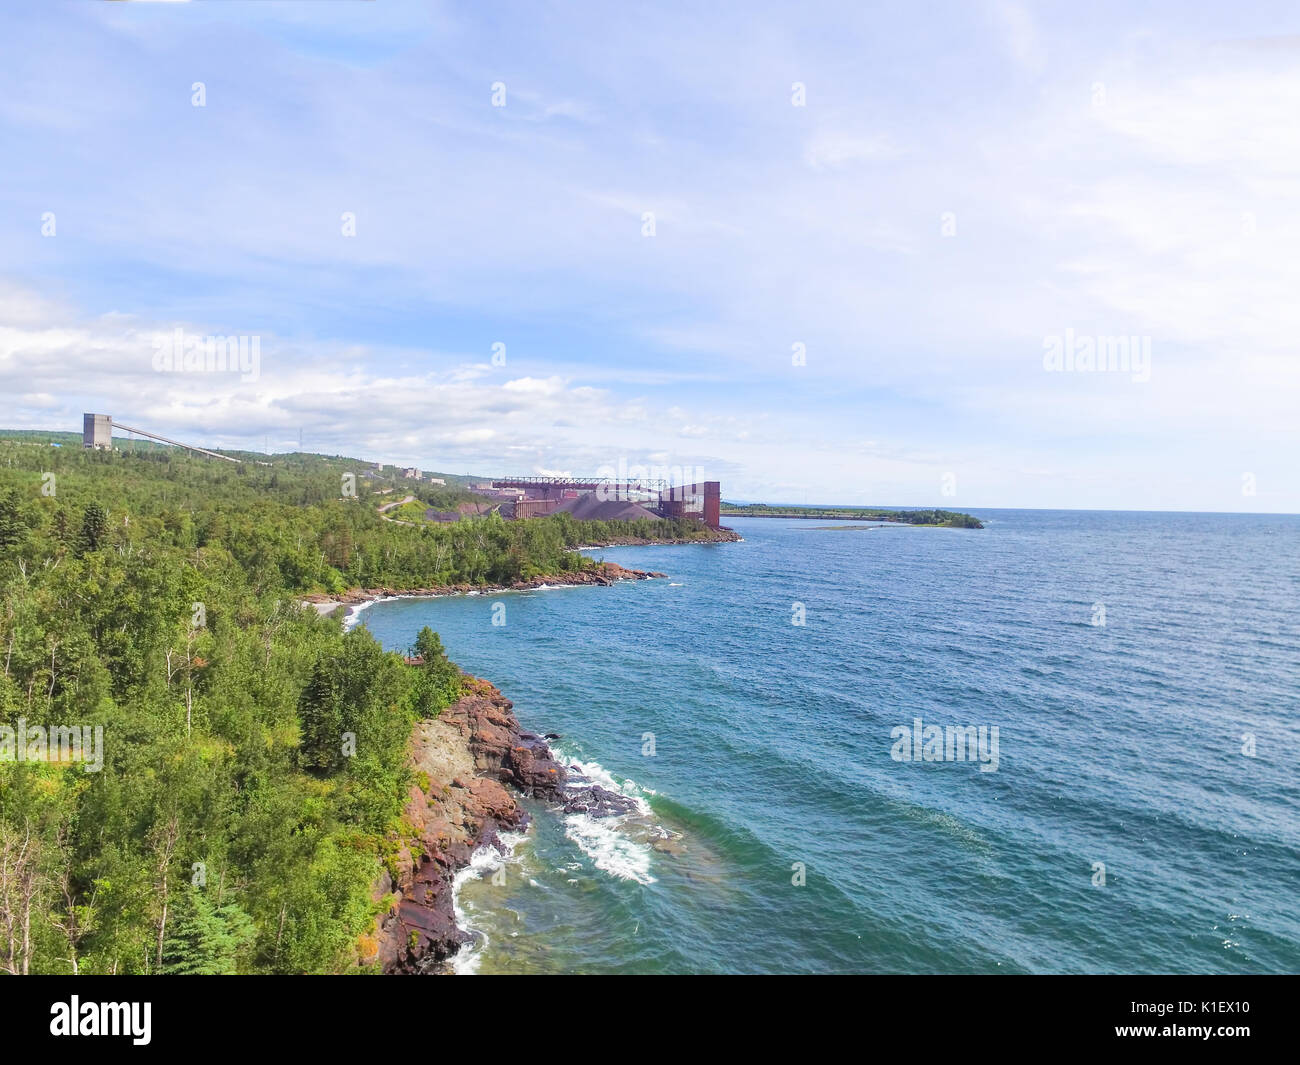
[{"x1": 359, "y1": 511, "x2": 1300, "y2": 974}]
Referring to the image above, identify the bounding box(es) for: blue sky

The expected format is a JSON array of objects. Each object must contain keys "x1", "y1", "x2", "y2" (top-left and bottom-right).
[{"x1": 1, "y1": 1, "x2": 1298, "y2": 511}]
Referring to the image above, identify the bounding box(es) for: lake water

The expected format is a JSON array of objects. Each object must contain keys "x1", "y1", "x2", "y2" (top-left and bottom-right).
[{"x1": 359, "y1": 510, "x2": 1300, "y2": 974}]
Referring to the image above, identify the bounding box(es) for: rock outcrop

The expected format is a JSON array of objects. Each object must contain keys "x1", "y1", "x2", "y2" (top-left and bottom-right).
[
  {"x1": 375, "y1": 678, "x2": 570, "y2": 974},
  {"x1": 373, "y1": 676, "x2": 644, "y2": 974}
]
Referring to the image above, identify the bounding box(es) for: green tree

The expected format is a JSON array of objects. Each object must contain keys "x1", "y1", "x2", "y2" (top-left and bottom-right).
[
  {"x1": 411, "y1": 627, "x2": 461, "y2": 717},
  {"x1": 297, "y1": 656, "x2": 341, "y2": 774},
  {"x1": 0, "y1": 488, "x2": 22, "y2": 550},
  {"x1": 77, "y1": 502, "x2": 108, "y2": 555},
  {"x1": 161, "y1": 888, "x2": 256, "y2": 975}
]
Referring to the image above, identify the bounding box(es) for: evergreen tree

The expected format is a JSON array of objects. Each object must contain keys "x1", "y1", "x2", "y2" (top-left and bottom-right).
[
  {"x1": 52, "y1": 505, "x2": 70, "y2": 546},
  {"x1": 161, "y1": 888, "x2": 255, "y2": 975},
  {"x1": 297, "y1": 655, "x2": 341, "y2": 773},
  {"x1": 77, "y1": 502, "x2": 108, "y2": 555},
  {"x1": 412, "y1": 627, "x2": 461, "y2": 717}
]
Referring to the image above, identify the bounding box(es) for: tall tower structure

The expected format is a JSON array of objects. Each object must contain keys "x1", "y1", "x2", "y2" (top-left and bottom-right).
[{"x1": 83, "y1": 413, "x2": 113, "y2": 450}]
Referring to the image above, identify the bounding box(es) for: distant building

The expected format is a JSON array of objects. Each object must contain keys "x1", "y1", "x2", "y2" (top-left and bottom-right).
[
  {"x1": 470, "y1": 483, "x2": 523, "y2": 500},
  {"x1": 511, "y1": 498, "x2": 562, "y2": 519},
  {"x1": 403, "y1": 468, "x2": 421, "y2": 480},
  {"x1": 83, "y1": 413, "x2": 112, "y2": 450},
  {"x1": 485, "y1": 475, "x2": 723, "y2": 528},
  {"x1": 427, "y1": 477, "x2": 446, "y2": 486}
]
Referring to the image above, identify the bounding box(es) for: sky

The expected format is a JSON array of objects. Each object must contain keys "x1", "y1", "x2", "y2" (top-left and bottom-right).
[{"x1": 1, "y1": 0, "x2": 1297, "y2": 511}]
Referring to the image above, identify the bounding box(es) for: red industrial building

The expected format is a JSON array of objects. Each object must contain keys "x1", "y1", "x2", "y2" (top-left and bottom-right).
[
  {"x1": 510, "y1": 498, "x2": 562, "y2": 519},
  {"x1": 489, "y1": 476, "x2": 722, "y2": 529}
]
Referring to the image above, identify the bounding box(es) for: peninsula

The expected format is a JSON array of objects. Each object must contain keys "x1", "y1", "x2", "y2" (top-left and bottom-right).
[{"x1": 720, "y1": 502, "x2": 984, "y2": 528}]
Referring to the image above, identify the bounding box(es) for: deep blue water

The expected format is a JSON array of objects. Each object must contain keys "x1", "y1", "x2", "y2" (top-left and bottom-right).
[{"x1": 359, "y1": 510, "x2": 1300, "y2": 974}]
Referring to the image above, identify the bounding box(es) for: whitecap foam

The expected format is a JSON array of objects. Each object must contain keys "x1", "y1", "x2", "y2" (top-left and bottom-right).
[
  {"x1": 563, "y1": 813, "x2": 656, "y2": 884},
  {"x1": 449, "y1": 830, "x2": 527, "y2": 975},
  {"x1": 552, "y1": 749, "x2": 658, "y2": 884},
  {"x1": 341, "y1": 599, "x2": 378, "y2": 632},
  {"x1": 344, "y1": 594, "x2": 412, "y2": 632},
  {"x1": 560, "y1": 753, "x2": 652, "y2": 812}
]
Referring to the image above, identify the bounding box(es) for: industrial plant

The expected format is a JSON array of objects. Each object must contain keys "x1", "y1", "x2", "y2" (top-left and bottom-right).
[
  {"x1": 81, "y1": 414, "x2": 721, "y2": 528},
  {"x1": 469, "y1": 476, "x2": 722, "y2": 529}
]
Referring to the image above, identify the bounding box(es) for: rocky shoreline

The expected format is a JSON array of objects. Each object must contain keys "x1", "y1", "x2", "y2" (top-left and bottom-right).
[
  {"x1": 372, "y1": 677, "x2": 638, "y2": 974},
  {"x1": 302, "y1": 560, "x2": 667, "y2": 616},
  {"x1": 333, "y1": 558, "x2": 678, "y2": 972},
  {"x1": 577, "y1": 527, "x2": 742, "y2": 548}
]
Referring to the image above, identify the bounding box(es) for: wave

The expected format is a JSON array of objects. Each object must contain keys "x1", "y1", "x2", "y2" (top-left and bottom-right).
[
  {"x1": 450, "y1": 830, "x2": 528, "y2": 975},
  {"x1": 562, "y1": 815, "x2": 656, "y2": 885},
  {"x1": 341, "y1": 598, "x2": 382, "y2": 632},
  {"x1": 554, "y1": 751, "x2": 663, "y2": 885}
]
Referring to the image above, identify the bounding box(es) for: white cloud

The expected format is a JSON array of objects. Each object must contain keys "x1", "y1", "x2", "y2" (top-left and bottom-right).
[{"x1": 2, "y1": 5, "x2": 1298, "y2": 510}]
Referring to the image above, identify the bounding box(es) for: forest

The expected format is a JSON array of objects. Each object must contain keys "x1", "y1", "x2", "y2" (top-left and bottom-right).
[
  {"x1": 0, "y1": 436, "x2": 689, "y2": 974},
  {"x1": 719, "y1": 502, "x2": 984, "y2": 528}
]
